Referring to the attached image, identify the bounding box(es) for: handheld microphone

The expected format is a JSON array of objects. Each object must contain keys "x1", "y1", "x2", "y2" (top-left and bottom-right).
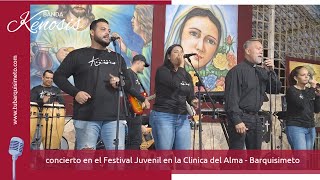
[
  {"x1": 183, "y1": 53, "x2": 197, "y2": 58},
  {"x1": 9, "y1": 137, "x2": 24, "y2": 160},
  {"x1": 307, "y1": 75, "x2": 320, "y2": 88},
  {"x1": 262, "y1": 57, "x2": 274, "y2": 71},
  {"x1": 110, "y1": 36, "x2": 120, "y2": 42},
  {"x1": 9, "y1": 137, "x2": 24, "y2": 180}
]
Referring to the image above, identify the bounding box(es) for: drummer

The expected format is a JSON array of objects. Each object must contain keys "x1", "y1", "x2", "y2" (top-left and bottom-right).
[{"x1": 30, "y1": 70, "x2": 65, "y2": 106}]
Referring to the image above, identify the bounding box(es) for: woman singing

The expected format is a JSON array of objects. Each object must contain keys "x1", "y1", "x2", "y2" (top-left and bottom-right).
[
  {"x1": 150, "y1": 44, "x2": 199, "y2": 150},
  {"x1": 286, "y1": 66, "x2": 320, "y2": 150}
]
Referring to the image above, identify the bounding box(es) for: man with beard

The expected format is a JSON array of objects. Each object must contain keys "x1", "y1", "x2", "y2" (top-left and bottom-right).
[
  {"x1": 31, "y1": 5, "x2": 95, "y2": 88},
  {"x1": 53, "y1": 18, "x2": 128, "y2": 150},
  {"x1": 224, "y1": 38, "x2": 281, "y2": 150}
]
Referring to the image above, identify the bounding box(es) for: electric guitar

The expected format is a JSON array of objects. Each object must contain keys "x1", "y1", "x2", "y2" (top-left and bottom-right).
[{"x1": 128, "y1": 93, "x2": 156, "y2": 115}]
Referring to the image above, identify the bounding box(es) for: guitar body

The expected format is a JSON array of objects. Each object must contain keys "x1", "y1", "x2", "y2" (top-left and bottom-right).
[
  {"x1": 128, "y1": 93, "x2": 156, "y2": 115},
  {"x1": 128, "y1": 92, "x2": 148, "y2": 115}
]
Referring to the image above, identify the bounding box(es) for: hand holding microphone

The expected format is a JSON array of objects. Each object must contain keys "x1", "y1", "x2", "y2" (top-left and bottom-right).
[
  {"x1": 308, "y1": 79, "x2": 320, "y2": 95},
  {"x1": 262, "y1": 57, "x2": 275, "y2": 71},
  {"x1": 110, "y1": 36, "x2": 120, "y2": 41}
]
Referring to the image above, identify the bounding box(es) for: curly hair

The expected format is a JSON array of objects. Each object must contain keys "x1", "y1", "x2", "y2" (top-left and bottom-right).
[{"x1": 135, "y1": 5, "x2": 154, "y2": 44}]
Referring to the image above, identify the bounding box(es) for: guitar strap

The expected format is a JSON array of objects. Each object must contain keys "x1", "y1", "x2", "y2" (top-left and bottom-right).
[
  {"x1": 136, "y1": 74, "x2": 146, "y2": 93},
  {"x1": 127, "y1": 71, "x2": 143, "y2": 117}
]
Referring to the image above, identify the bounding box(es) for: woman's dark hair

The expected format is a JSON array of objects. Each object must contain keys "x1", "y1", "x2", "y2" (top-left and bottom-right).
[
  {"x1": 163, "y1": 44, "x2": 183, "y2": 71},
  {"x1": 179, "y1": 7, "x2": 222, "y2": 58},
  {"x1": 288, "y1": 66, "x2": 306, "y2": 86}
]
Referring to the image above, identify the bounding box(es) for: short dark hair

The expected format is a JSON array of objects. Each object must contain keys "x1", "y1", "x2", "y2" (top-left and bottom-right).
[
  {"x1": 43, "y1": 70, "x2": 53, "y2": 77},
  {"x1": 90, "y1": 18, "x2": 109, "y2": 30}
]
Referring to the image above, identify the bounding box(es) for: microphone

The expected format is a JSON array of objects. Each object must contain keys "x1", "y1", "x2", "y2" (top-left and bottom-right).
[
  {"x1": 9, "y1": 137, "x2": 24, "y2": 180},
  {"x1": 110, "y1": 36, "x2": 120, "y2": 42},
  {"x1": 183, "y1": 53, "x2": 197, "y2": 58},
  {"x1": 307, "y1": 75, "x2": 320, "y2": 88},
  {"x1": 262, "y1": 57, "x2": 274, "y2": 71},
  {"x1": 9, "y1": 137, "x2": 24, "y2": 160}
]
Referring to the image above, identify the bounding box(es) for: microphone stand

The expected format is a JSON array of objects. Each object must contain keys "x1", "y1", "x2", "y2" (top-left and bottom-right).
[
  {"x1": 268, "y1": 69, "x2": 277, "y2": 151},
  {"x1": 112, "y1": 40, "x2": 128, "y2": 151},
  {"x1": 34, "y1": 108, "x2": 43, "y2": 150},
  {"x1": 44, "y1": 109, "x2": 49, "y2": 149},
  {"x1": 185, "y1": 57, "x2": 229, "y2": 149},
  {"x1": 48, "y1": 95, "x2": 57, "y2": 149},
  {"x1": 269, "y1": 71, "x2": 273, "y2": 150}
]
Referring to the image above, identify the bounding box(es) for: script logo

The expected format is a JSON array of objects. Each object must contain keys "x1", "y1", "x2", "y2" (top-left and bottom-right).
[
  {"x1": 88, "y1": 56, "x2": 116, "y2": 67},
  {"x1": 7, "y1": 10, "x2": 85, "y2": 33}
]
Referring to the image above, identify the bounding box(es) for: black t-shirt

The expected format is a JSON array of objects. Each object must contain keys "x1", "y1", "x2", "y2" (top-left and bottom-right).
[
  {"x1": 30, "y1": 85, "x2": 64, "y2": 107},
  {"x1": 153, "y1": 65, "x2": 195, "y2": 115},
  {"x1": 54, "y1": 47, "x2": 127, "y2": 121},
  {"x1": 286, "y1": 86, "x2": 320, "y2": 128},
  {"x1": 123, "y1": 68, "x2": 145, "y2": 103}
]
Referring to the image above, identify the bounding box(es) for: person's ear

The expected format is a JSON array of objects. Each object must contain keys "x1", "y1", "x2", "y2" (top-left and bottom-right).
[
  {"x1": 90, "y1": 29, "x2": 94, "y2": 37},
  {"x1": 294, "y1": 76, "x2": 298, "y2": 82},
  {"x1": 245, "y1": 48, "x2": 250, "y2": 55}
]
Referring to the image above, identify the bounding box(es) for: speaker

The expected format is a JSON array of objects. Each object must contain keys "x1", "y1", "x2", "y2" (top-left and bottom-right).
[{"x1": 259, "y1": 112, "x2": 272, "y2": 143}]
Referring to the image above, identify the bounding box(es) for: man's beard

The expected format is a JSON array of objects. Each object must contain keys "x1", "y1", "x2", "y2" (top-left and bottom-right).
[
  {"x1": 94, "y1": 36, "x2": 110, "y2": 47},
  {"x1": 69, "y1": 6, "x2": 87, "y2": 18}
]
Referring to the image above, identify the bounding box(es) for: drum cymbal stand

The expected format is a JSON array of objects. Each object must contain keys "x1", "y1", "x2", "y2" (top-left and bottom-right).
[
  {"x1": 190, "y1": 117, "x2": 198, "y2": 151},
  {"x1": 44, "y1": 111, "x2": 50, "y2": 150},
  {"x1": 48, "y1": 95, "x2": 59, "y2": 150},
  {"x1": 34, "y1": 111, "x2": 43, "y2": 150},
  {"x1": 31, "y1": 110, "x2": 43, "y2": 168}
]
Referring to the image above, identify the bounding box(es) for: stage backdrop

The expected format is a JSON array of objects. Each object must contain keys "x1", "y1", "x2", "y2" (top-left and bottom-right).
[
  {"x1": 30, "y1": 5, "x2": 154, "y2": 94},
  {"x1": 165, "y1": 5, "x2": 238, "y2": 92}
]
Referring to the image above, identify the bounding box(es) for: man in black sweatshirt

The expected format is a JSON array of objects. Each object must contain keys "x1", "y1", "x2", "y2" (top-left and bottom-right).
[
  {"x1": 54, "y1": 18, "x2": 128, "y2": 150},
  {"x1": 124, "y1": 54, "x2": 151, "y2": 150}
]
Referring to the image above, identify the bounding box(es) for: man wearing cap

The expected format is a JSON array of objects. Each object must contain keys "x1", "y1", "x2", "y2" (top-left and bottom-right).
[{"x1": 124, "y1": 54, "x2": 151, "y2": 150}]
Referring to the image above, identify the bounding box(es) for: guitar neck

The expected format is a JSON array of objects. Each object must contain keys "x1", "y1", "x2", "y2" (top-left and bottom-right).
[{"x1": 146, "y1": 94, "x2": 156, "y2": 101}]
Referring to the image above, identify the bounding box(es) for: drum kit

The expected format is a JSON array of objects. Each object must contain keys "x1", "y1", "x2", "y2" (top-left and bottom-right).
[{"x1": 30, "y1": 102, "x2": 69, "y2": 150}]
